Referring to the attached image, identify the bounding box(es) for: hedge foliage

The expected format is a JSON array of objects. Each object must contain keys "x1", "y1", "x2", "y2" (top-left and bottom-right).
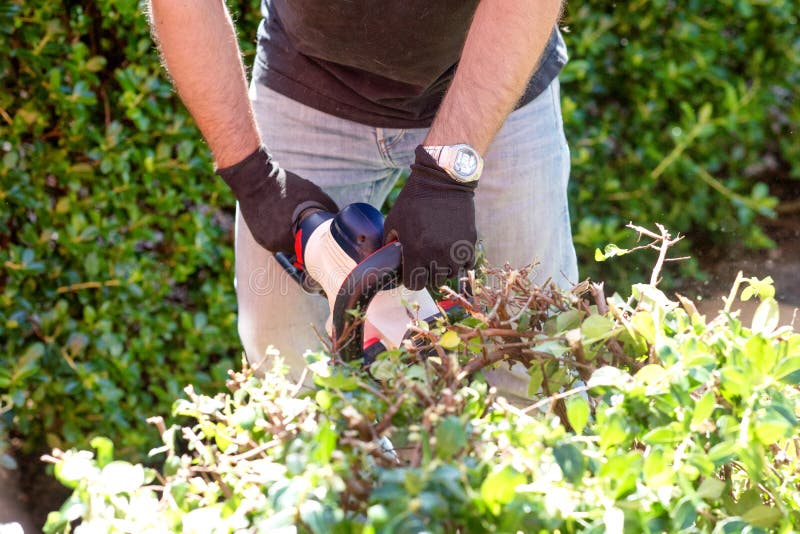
[
  {"x1": 43, "y1": 267, "x2": 800, "y2": 532},
  {"x1": 1, "y1": 1, "x2": 241, "y2": 457},
  {"x1": 1, "y1": 0, "x2": 798, "y2": 460},
  {"x1": 562, "y1": 0, "x2": 798, "y2": 287}
]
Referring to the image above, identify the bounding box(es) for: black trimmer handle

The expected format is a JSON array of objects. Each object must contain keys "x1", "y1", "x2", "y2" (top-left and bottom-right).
[{"x1": 331, "y1": 242, "x2": 402, "y2": 361}]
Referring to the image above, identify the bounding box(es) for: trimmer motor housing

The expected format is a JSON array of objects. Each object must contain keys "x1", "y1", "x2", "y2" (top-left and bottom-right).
[{"x1": 275, "y1": 203, "x2": 442, "y2": 363}]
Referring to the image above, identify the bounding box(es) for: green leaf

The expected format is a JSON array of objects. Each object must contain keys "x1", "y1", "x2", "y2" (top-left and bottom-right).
[
  {"x1": 595, "y1": 248, "x2": 606, "y2": 262},
  {"x1": 588, "y1": 366, "x2": 630, "y2": 390},
  {"x1": 85, "y1": 56, "x2": 107, "y2": 72},
  {"x1": 163, "y1": 455, "x2": 181, "y2": 478},
  {"x1": 708, "y1": 441, "x2": 737, "y2": 465},
  {"x1": 565, "y1": 396, "x2": 590, "y2": 433},
  {"x1": 417, "y1": 491, "x2": 449, "y2": 516},
  {"x1": 14, "y1": 342, "x2": 45, "y2": 382},
  {"x1": 696, "y1": 477, "x2": 725, "y2": 500},
  {"x1": 0, "y1": 368, "x2": 10, "y2": 389},
  {"x1": 66, "y1": 332, "x2": 89, "y2": 356},
  {"x1": 527, "y1": 364, "x2": 544, "y2": 397},
  {"x1": 195, "y1": 396, "x2": 224, "y2": 415},
  {"x1": 643, "y1": 447, "x2": 670, "y2": 487},
  {"x1": 595, "y1": 244, "x2": 630, "y2": 262},
  {"x1": 369, "y1": 358, "x2": 396, "y2": 382},
  {"x1": 535, "y1": 340, "x2": 569, "y2": 358},
  {"x1": 643, "y1": 425, "x2": 681, "y2": 444},
  {"x1": 553, "y1": 443, "x2": 585, "y2": 484},
  {"x1": 556, "y1": 309, "x2": 584, "y2": 332},
  {"x1": 751, "y1": 297, "x2": 779, "y2": 334},
  {"x1": 367, "y1": 504, "x2": 390, "y2": 524},
  {"x1": 743, "y1": 276, "x2": 775, "y2": 300},
  {"x1": 712, "y1": 518, "x2": 748, "y2": 534},
  {"x1": 214, "y1": 423, "x2": 232, "y2": 452},
  {"x1": 467, "y1": 336, "x2": 483, "y2": 354},
  {"x1": 690, "y1": 391, "x2": 715, "y2": 429},
  {"x1": 698, "y1": 102, "x2": 713, "y2": 123},
  {"x1": 734, "y1": 488, "x2": 763, "y2": 515},
  {"x1": 90, "y1": 436, "x2": 114, "y2": 468},
  {"x1": 439, "y1": 330, "x2": 461, "y2": 350},
  {"x1": 403, "y1": 363, "x2": 427, "y2": 383},
  {"x1": 774, "y1": 356, "x2": 800, "y2": 384},
  {"x1": 631, "y1": 311, "x2": 657, "y2": 344},
  {"x1": 599, "y1": 412, "x2": 629, "y2": 449},
  {"x1": 430, "y1": 464, "x2": 468, "y2": 501},
  {"x1": 746, "y1": 336, "x2": 777, "y2": 374},
  {"x1": 754, "y1": 408, "x2": 794, "y2": 445},
  {"x1": 741, "y1": 504, "x2": 783, "y2": 528},
  {"x1": 54, "y1": 451, "x2": 98, "y2": 489},
  {"x1": 480, "y1": 466, "x2": 526, "y2": 514},
  {"x1": 300, "y1": 500, "x2": 337, "y2": 534},
  {"x1": 314, "y1": 372, "x2": 359, "y2": 391},
  {"x1": 435, "y1": 416, "x2": 467, "y2": 458},
  {"x1": 312, "y1": 423, "x2": 337, "y2": 464},
  {"x1": 740, "y1": 285, "x2": 755, "y2": 302},
  {"x1": 671, "y1": 497, "x2": 697, "y2": 530},
  {"x1": 634, "y1": 364, "x2": 666, "y2": 386},
  {"x1": 315, "y1": 390, "x2": 335, "y2": 411},
  {"x1": 402, "y1": 470, "x2": 426, "y2": 495},
  {"x1": 581, "y1": 314, "x2": 615, "y2": 340},
  {"x1": 546, "y1": 365, "x2": 568, "y2": 390}
]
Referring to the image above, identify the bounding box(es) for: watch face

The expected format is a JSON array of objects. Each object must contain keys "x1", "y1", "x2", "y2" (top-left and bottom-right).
[{"x1": 453, "y1": 148, "x2": 479, "y2": 178}]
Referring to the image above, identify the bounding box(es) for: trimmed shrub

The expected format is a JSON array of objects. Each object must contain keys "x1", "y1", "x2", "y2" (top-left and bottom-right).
[{"x1": 42, "y1": 265, "x2": 800, "y2": 532}]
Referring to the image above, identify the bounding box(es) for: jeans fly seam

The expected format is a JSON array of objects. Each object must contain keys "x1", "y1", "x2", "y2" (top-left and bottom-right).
[{"x1": 375, "y1": 127, "x2": 402, "y2": 167}]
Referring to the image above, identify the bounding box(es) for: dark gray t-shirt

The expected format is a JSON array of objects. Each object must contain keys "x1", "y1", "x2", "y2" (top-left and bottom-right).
[{"x1": 253, "y1": 0, "x2": 567, "y2": 128}]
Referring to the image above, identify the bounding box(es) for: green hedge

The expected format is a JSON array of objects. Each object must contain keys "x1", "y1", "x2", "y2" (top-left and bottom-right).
[
  {"x1": 1, "y1": 0, "x2": 798, "y2": 459},
  {"x1": 43, "y1": 272, "x2": 800, "y2": 532},
  {"x1": 562, "y1": 0, "x2": 798, "y2": 288},
  {"x1": 0, "y1": 1, "x2": 244, "y2": 457}
]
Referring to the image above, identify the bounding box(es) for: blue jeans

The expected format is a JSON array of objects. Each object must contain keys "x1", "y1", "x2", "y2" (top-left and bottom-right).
[{"x1": 235, "y1": 80, "x2": 578, "y2": 403}]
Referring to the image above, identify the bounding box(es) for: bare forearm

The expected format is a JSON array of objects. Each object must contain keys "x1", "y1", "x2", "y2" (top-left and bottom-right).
[
  {"x1": 148, "y1": 0, "x2": 259, "y2": 168},
  {"x1": 425, "y1": 0, "x2": 563, "y2": 155}
]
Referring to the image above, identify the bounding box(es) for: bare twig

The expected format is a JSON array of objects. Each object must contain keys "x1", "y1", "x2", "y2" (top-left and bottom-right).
[
  {"x1": 374, "y1": 394, "x2": 406, "y2": 435},
  {"x1": 625, "y1": 222, "x2": 685, "y2": 286},
  {"x1": 590, "y1": 282, "x2": 608, "y2": 315},
  {"x1": 521, "y1": 384, "x2": 590, "y2": 414},
  {"x1": 146, "y1": 416, "x2": 167, "y2": 436},
  {"x1": 723, "y1": 271, "x2": 745, "y2": 313},
  {"x1": 289, "y1": 367, "x2": 309, "y2": 398}
]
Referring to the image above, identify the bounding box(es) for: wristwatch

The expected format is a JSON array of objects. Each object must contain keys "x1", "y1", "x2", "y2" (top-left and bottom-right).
[{"x1": 423, "y1": 143, "x2": 484, "y2": 184}]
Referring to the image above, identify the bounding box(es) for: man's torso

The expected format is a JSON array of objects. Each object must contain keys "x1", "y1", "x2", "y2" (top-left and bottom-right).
[{"x1": 253, "y1": 0, "x2": 567, "y2": 128}]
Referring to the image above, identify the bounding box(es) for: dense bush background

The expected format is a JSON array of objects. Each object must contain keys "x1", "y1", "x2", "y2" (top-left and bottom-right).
[
  {"x1": 0, "y1": 1, "x2": 243, "y2": 458},
  {"x1": 1, "y1": 0, "x2": 798, "y2": 463},
  {"x1": 561, "y1": 0, "x2": 798, "y2": 288}
]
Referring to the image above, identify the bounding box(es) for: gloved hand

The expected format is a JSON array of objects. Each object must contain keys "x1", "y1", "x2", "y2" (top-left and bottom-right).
[
  {"x1": 217, "y1": 146, "x2": 338, "y2": 253},
  {"x1": 384, "y1": 146, "x2": 477, "y2": 291}
]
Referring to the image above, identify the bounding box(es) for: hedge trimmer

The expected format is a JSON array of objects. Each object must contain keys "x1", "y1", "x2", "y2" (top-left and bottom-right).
[{"x1": 275, "y1": 203, "x2": 463, "y2": 363}]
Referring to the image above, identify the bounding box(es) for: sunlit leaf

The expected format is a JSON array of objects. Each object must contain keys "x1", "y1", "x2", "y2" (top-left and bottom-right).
[{"x1": 565, "y1": 396, "x2": 590, "y2": 433}]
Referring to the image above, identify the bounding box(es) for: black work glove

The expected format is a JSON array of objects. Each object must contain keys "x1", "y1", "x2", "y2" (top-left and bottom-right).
[
  {"x1": 217, "y1": 146, "x2": 338, "y2": 253},
  {"x1": 384, "y1": 146, "x2": 477, "y2": 291}
]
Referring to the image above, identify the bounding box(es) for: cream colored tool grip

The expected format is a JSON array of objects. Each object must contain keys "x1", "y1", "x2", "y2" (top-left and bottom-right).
[{"x1": 301, "y1": 219, "x2": 358, "y2": 336}]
